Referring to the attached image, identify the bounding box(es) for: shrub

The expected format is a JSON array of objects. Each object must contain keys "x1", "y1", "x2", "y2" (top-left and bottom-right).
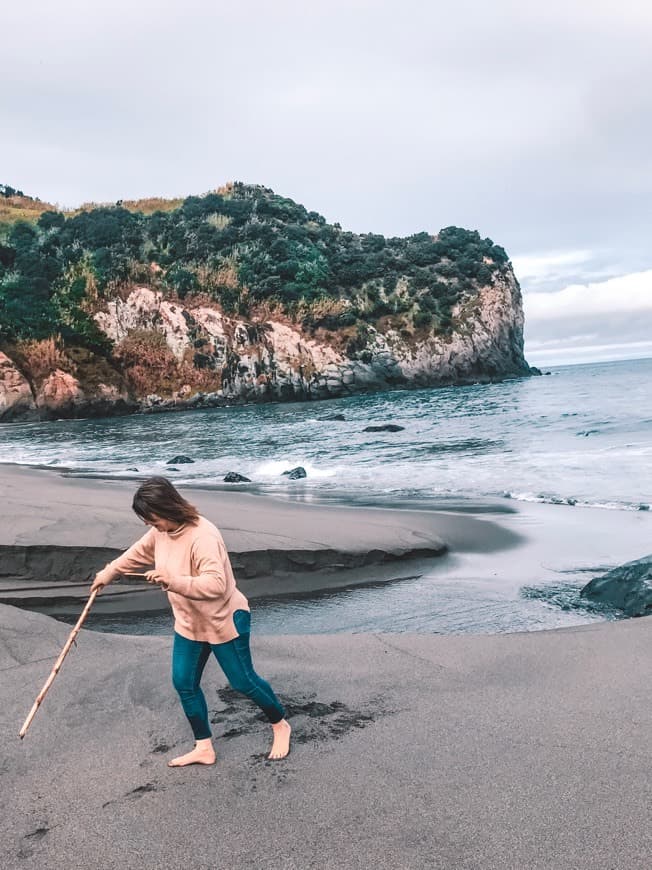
[
  {"x1": 0, "y1": 182, "x2": 511, "y2": 358},
  {"x1": 14, "y1": 337, "x2": 70, "y2": 384},
  {"x1": 414, "y1": 311, "x2": 433, "y2": 328},
  {"x1": 114, "y1": 330, "x2": 178, "y2": 395}
]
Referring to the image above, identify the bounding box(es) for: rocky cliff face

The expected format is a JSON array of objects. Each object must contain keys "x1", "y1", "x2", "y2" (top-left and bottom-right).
[
  {"x1": 0, "y1": 350, "x2": 134, "y2": 422},
  {"x1": 0, "y1": 266, "x2": 532, "y2": 421},
  {"x1": 0, "y1": 352, "x2": 36, "y2": 420}
]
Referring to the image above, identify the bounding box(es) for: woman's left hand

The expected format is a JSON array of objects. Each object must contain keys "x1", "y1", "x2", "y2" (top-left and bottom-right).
[{"x1": 144, "y1": 568, "x2": 172, "y2": 587}]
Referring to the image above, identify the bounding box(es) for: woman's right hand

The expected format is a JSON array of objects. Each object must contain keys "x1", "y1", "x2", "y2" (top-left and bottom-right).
[{"x1": 90, "y1": 566, "x2": 115, "y2": 593}]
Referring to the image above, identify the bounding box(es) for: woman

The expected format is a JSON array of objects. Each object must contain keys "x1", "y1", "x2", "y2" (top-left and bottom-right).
[{"x1": 91, "y1": 476, "x2": 291, "y2": 765}]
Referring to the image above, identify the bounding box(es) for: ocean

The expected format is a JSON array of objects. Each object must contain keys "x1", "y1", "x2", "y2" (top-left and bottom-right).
[
  {"x1": 3, "y1": 357, "x2": 651, "y2": 511},
  {"x1": 2, "y1": 357, "x2": 651, "y2": 635}
]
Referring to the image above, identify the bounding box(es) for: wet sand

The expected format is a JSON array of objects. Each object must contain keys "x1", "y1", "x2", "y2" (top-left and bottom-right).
[
  {"x1": 1, "y1": 463, "x2": 650, "y2": 624},
  {"x1": 0, "y1": 463, "x2": 523, "y2": 613}
]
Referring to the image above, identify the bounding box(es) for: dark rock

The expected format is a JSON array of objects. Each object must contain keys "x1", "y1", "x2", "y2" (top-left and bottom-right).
[
  {"x1": 126, "y1": 467, "x2": 139, "y2": 472},
  {"x1": 544, "y1": 371, "x2": 552, "y2": 375},
  {"x1": 530, "y1": 366, "x2": 542, "y2": 376},
  {"x1": 282, "y1": 466, "x2": 307, "y2": 479},
  {"x1": 580, "y1": 554, "x2": 652, "y2": 616},
  {"x1": 325, "y1": 414, "x2": 346, "y2": 421},
  {"x1": 363, "y1": 424, "x2": 405, "y2": 433},
  {"x1": 167, "y1": 467, "x2": 179, "y2": 472},
  {"x1": 638, "y1": 504, "x2": 650, "y2": 511},
  {"x1": 223, "y1": 472, "x2": 251, "y2": 483},
  {"x1": 166, "y1": 455, "x2": 194, "y2": 464}
]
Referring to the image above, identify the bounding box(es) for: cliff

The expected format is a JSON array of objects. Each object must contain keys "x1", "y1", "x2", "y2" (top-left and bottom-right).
[{"x1": 0, "y1": 183, "x2": 534, "y2": 421}]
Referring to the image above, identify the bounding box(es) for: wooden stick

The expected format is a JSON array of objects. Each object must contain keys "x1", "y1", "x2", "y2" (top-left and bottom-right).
[{"x1": 18, "y1": 588, "x2": 99, "y2": 739}]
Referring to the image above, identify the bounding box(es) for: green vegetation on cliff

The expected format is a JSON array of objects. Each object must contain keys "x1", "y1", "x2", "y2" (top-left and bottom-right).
[{"x1": 0, "y1": 182, "x2": 510, "y2": 354}]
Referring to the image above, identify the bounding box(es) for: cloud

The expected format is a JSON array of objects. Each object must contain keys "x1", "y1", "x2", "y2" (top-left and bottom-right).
[
  {"x1": 525, "y1": 339, "x2": 652, "y2": 366},
  {"x1": 2, "y1": 0, "x2": 652, "y2": 255},
  {"x1": 511, "y1": 250, "x2": 604, "y2": 294},
  {"x1": 511, "y1": 250, "x2": 594, "y2": 283},
  {"x1": 524, "y1": 270, "x2": 652, "y2": 320},
  {"x1": 523, "y1": 269, "x2": 652, "y2": 364},
  {"x1": 3, "y1": 0, "x2": 652, "y2": 366}
]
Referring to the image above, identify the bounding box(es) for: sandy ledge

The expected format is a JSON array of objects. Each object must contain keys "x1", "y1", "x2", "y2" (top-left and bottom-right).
[
  {"x1": 0, "y1": 463, "x2": 524, "y2": 613},
  {"x1": 2, "y1": 603, "x2": 651, "y2": 869}
]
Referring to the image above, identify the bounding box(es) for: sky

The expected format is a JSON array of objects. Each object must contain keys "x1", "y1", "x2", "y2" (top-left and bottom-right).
[{"x1": 2, "y1": 0, "x2": 651, "y2": 366}]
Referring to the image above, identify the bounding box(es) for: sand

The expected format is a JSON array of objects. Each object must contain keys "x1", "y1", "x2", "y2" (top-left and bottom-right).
[
  {"x1": 2, "y1": 605, "x2": 652, "y2": 869},
  {"x1": 0, "y1": 463, "x2": 524, "y2": 613},
  {"x1": 1, "y1": 464, "x2": 652, "y2": 868}
]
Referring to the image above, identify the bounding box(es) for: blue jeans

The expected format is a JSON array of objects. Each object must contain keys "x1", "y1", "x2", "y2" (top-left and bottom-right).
[{"x1": 171, "y1": 609, "x2": 285, "y2": 740}]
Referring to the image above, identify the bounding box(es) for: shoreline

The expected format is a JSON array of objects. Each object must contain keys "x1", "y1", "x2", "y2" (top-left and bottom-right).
[
  {"x1": 0, "y1": 463, "x2": 521, "y2": 616},
  {"x1": 3, "y1": 457, "x2": 648, "y2": 515},
  {"x1": 0, "y1": 368, "x2": 539, "y2": 425},
  {"x1": 1, "y1": 463, "x2": 650, "y2": 630}
]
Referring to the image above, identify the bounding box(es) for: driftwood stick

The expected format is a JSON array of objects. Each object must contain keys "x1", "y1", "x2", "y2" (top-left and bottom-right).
[{"x1": 18, "y1": 588, "x2": 99, "y2": 739}]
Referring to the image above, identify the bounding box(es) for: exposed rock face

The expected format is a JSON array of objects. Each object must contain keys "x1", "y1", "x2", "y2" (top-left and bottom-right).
[
  {"x1": 0, "y1": 352, "x2": 134, "y2": 422},
  {"x1": 90, "y1": 267, "x2": 531, "y2": 408},
  {"x1": 35, "y1": 369, "x2": 85, "y2": 415},
  {"x1": 0, "y1": 352, "x2": 36, "y2": 421},
  {"x1": 0, "y1": 267, "x2": 533, "y2": 421},
  {"x1": 581, "y1": 554, "x2": 652, "y2": 617},
  {"x1": 34, "y1": 373, "x2": 133, "y2": 420}
]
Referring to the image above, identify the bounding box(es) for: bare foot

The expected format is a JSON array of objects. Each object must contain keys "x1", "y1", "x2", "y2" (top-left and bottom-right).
[
  {"x1": 168, "y1": 738, "x2": 216, "y2": 767},
  {"x1": 268, "y1": 719, "x2": 291, "y2": 760}
]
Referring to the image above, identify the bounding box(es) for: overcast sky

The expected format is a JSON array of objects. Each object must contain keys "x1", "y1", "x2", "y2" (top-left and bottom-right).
[{"x1": 2, "y1": 0, "x2": 651, "y2": 366}]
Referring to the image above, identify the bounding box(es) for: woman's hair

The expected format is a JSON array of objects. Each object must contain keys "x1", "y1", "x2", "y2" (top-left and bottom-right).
[{"x1": 132, "y1": 477, "x2": 200, "y2": 525}]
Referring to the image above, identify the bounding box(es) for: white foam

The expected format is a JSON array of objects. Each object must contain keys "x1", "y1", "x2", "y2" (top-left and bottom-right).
[
  {"x1": 503, "y1": 491, "x2": 648, "y2": 512},
  {"x1": 254, "y1": 459, "x2": 338, "y2": 480}
]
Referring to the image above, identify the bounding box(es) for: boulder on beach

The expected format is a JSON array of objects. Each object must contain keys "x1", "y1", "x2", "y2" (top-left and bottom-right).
[
  {"x1": 363, "y1": 424, "x2": 405, "y2": 433},
  {"x1": 282, "y1": 466, "x2": 307, "y2": 480},
  {"x1": 580, "y1": 554, "x2": 652, "y2": 616},
  {"x1": 224, "y1": 472, "x2": 251, "y2": 483},
  {"x1": 166, "y1": 455, "x2": 194, "y2": 464}
]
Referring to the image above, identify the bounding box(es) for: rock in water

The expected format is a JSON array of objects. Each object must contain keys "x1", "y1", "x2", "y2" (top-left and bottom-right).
[
  {"x1": 282, "y1": 466, "x2": 307, "y2": 480},
  {"x1": 580, "y1": 554, "x2": 652, "y2": 616},
  {"x1": 166, "y1": 455, "x2": 194, "y2": 464},
  {"x1": 363, "y1": 424, "x2": 405, "y2": 433},
  {"x1": 224, "y1": 472, "x2": 251, "y2": 483},
  {"x1": 325, "y1": 414, "x2": 346, "y2": 421}
]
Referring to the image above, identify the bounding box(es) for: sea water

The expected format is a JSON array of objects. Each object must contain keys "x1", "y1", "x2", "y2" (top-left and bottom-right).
[{"x1": 2, "y1": 357, "x2": 651, "y2": 634}]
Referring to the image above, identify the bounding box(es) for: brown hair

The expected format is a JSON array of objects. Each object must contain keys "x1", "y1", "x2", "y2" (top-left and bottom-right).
[{"x1": 132, "y1": 477, "x2": 200, "y2": 525}]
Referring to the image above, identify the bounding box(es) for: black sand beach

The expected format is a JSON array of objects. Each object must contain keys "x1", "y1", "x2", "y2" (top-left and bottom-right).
[
  {"x1": 3, "y1": 605, "x2": 652, "y2": 869},
  {"x1": 0, "y1": 463, "x2": 521, "y2": 614},
  {"x1": 2, "y1": 464, "x2": 652, "y2": 868}
]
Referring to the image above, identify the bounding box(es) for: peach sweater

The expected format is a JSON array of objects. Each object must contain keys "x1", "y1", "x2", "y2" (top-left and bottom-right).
[{"x1": 106, "y1": 516, "x2": 249, "y2": 644}]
